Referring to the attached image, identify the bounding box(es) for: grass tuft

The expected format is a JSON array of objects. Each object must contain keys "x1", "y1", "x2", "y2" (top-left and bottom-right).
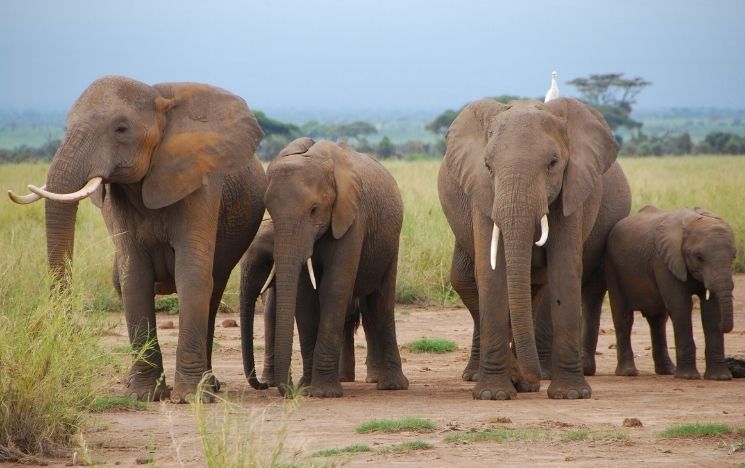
[
  {"x1": 88, "y1": 396, "x2": 148, "y2": 413},
  {"x1": 386, "y1": 440, "x2": 434, "y2": 454},
  {"x1": 356, "y1": 417, "x2": 437, "y2": 434},
  {"x1": 444, "y1": 428, "x2": 545, "y2": 444},
  {"x1": 313, "y1": 444, "x2": 372, "y2": 457},
  {"x1": 155, "y1": 295, "x2": 179, "y2": 314},
  {"x1": 406, "y1": 337, "x2": 457, "y2": 353},
  {"x1": 659, "y1": 423, "x2": 732, "y2": 438},
  {"x1": 561, "y1": 429, "x2": 589, "y2": 441}
]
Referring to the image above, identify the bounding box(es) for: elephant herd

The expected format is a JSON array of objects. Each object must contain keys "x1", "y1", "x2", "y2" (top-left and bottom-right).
[{"x1": 8, "y1": 75, "x2": 738, "y2": 404}]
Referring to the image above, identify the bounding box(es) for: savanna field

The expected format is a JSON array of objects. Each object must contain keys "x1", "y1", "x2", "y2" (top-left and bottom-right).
[{"x1": 2, "y1": 156, "x2": 745, "y2": 465}]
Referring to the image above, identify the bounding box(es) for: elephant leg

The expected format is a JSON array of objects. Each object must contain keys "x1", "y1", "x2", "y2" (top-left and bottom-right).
[
  {"x1": 532, "y1": 285, "x2": 552, "y2": 380},
  {"x1": 546, "y1": 213, "x2": 591, "y2": 399},
  {"x1": 367, "y1": 258, "x2": 409, "y2": 392},
  {"x1": 204, "y1": 269, "x2": 232, "y2": 393},
  {"x1": 360, "y1": 299, "x2": 380, "y2": 383},
  {"x1": 449, "y1": 242, "x2": 480, "y2": 381},
  {"x1": 701, "y1": 299, "x2": 731, "y2": 380},
  {"x1": 646, "y1": 313, "x2": 675, "y2": 375},
  {"x1": 607, "y1": 266, "x2": 638, "y2": 376},
  {"x1": 669, "y1": 307, "x2": 700, "y2": 379},
  {"x1": 339, "y1": 302, "x2": 359, "y2": 382},
  {"x1": 120, "y1": 249, "x2": 168, "y2": 401},
  {"x1": 295, "y1": 270, "x2": 320, "y2": 389},
  {"x1": 261, "y1": 288, "x2": 277, "y2": 386},
  {"x1": 581, "y1": 271, "x2": 606, "y2": 376}
]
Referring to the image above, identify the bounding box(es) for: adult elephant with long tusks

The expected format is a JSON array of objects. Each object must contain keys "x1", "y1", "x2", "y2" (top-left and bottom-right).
[
  {"x1": 264, "y1": 137, "x2": 408, "y2": 397},
  {"x1": 8, "y1": 76, "x2": 267, "y2": 403},
  {"x1": 438, "y1": 97, "x2": 630, "y2": 400}
]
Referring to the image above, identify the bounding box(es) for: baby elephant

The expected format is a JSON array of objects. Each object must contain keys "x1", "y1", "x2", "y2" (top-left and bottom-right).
[{"x1": 606, "y1": 206, "x2": 736, "y2": 380}]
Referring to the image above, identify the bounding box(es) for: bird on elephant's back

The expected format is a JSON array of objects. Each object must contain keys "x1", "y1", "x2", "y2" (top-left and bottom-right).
[
  {"x1": 8, "y1": 75, "x2": 267, "y2": 403},
  {"x1": 261, "y1": 137, "x2": 409, "y2": 398},
  {"x1": 438, "y1": 97, "x2": 630, "y2": 400}
]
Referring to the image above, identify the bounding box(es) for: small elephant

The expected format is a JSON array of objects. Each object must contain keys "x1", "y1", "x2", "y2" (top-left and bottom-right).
[
  {"x1": 9, "y1": 76, "x2": 267, "y2": 402},
  {"x1": 606, "y1": 206, "x2": 737, "y2": 380},
  {"x1": 438, "y1": 97, "x2": 630, "y2": 400},
  {"x1": 264, "y1": 138, "x2": 408, "y2": 397},
  {"x1": 239, "y1": 219, "x2": 380, "y2": 389}
]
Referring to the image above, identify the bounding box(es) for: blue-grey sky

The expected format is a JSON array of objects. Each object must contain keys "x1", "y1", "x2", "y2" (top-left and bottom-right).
[{"x1": 1, "y1": 0, "x2": 744, "y2": 113}]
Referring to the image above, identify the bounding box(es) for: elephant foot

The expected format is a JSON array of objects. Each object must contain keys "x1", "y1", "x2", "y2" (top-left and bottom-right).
[
  {"x1": 303, "y1": 380, "x2": 344, "y2": 398},
  {"x1": 339, "y1": 370, "x2": 356, "y2": 383},
  {"x1": 261, "y1": 368, "x2": 277, "y2": 387},
  {"x1": 472, "y1": 375, "x2": 517, "y2": 400},
  {"x1": 462, "y1": 363, "x2": 480, "y2": 382},
  {"x1": 539, "y1": 360, "x2": 552, "y2": 380},
  {"x1": 170, "y1": 375, "x2": 217, "y2": 404},
  {"x1": 654, "y1": 360, "x2": 675, "y2": 375},
  {"x1": 674, "y1": 367, "x2": 701, "y2": 380},
  {"x1": 376, "y1": 367, "x2": 409, "y2": 390},
  {"x1": 547, "y1": 375, "x2": 592, "y2": 399},
  {"x1": 615, "y1": 363, "x2": 639, "y2": 377},
  {"x1": 513, "y1": 378, "x2": 540, "y2": 393},
  {"x1": 124, "y1": 371, "x2": 169, "y2": 402},
  {"x1": 704, "y1": 366, "x2": 732, "y2": 381},
  {"x1": 365, "y1": 367, "x2": 379, "y2": 383}
]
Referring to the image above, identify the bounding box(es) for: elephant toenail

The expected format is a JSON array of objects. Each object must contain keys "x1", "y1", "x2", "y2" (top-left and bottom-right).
[
  {"x1": 495, "y1": 391, "x2": 508, "y2": 400},
  {"x1": 567, "y1": 390, "x2": 579, "y2": 399},
  {"x1": 581, "y1": 389, "x2": 590, "y2": 398},
  {"x1": 480, "y1": 390, "x2": 492, "y2": 400}
]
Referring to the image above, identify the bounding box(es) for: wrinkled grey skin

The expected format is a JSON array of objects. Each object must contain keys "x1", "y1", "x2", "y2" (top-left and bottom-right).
[
  {"x1": 264, "y1": 138, "x2": 408, "y2": 397},
  {"x1": 438, "y1": 97, "x2": 630, "y2": 400},
  {"x1": 606, "y1": 206, "x2": 736, "y2": 380},
  {"x1": 25, "y1": 76, "x2": 266, "y2": 403},
  {"x1": 239, "y1": 219, "x2": 380, "y2": 389}
]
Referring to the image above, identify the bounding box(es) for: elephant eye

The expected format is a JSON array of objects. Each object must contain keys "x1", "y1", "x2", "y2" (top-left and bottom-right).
[
  {"x1": 694, "y1": 252, "x2": 704, "y2": 262},
  {"x1": 310, "y1": 204, "x2": 319, "y2": 216},
  {"x1": 114, "y1": 124, "x2": 129, "y2": 134},
  {"x1": 548, "y1": 155, "x2": 559, "y2": 170},
  {"x1": 484, "y1": 160, "x2": 492, "y2": 173}
]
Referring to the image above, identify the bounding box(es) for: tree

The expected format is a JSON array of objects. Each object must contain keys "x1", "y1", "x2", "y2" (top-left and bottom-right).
[
  {"x1": 253, "y1": 111, "x2": 300, "y2": 138},
  {"x1": 426, "y1": 95, "x2": 530, "y2": 135},
  {"x1": 376, "y1": 136, "x2": 396, "y2": 159},
  {"x1": 335, "y1": 121, "x2": 377, "y2": 141}
]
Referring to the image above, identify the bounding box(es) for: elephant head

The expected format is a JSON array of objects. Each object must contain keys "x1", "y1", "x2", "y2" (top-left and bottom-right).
[
  {"x1": 445, "y1": 97, "x2": 618, "y2": 382},
  {"x1": 9, "y1": 76, "x2": 262, "y2": 281},
  {"x1": 263, "y1": 138, "x2": 360, "y2": 391},
  {"x1": 655, "y1": 207, "x2": 737, "y2": 332}
]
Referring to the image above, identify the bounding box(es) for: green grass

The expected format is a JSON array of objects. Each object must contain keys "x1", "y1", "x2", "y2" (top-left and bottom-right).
[
  {"x1": 384, "y1": 440, "x2": 434, "y2": 454},
  {"x1": 155, "y1": 295, "x2": 179, "y2": 314},
  {"x1": 356, "y1": 417, "x2": 437, "y2": 434},
  {"x1": 313, "y1": 444, "x2": 372, "y2": 457},
  {"x1": 88, "y1": 396, "x2": 148, "y2": 413},
  {"x1": 561, "y1": 429, "x2": 589, "y2": 441},
  {"x1": 444, "y1": 428, "x2": 545, "y2": 444},
  {"x1": 659, "y1": 423, "x2": 733, "y2": 438},
  {"x1": 406, "y1": 337, "x2": 457, "y2": 353}
]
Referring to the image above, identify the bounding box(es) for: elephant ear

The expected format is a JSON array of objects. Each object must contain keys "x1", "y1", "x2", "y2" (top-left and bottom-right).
[
  {"x1": 544, "y1": 98, "x2": 619, "y2": 216},
  {"x1": 444, "y1": 99, "x2": 511, "y2": 217},
  {"x1": 278, "y1": 137, "x2": 315, "y2": 158},
  {"x1": 142, "y1": 83, "x2": 264, "y2": 210},
  {"x1": 654, "y1": 210, "x2": 701, "y2": 282},
  {"x1": 328, "y1": 143, "x2": 361, "y2": 239}
]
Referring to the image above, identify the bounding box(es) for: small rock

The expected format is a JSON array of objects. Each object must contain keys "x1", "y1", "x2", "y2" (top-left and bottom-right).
[
  {"x1": 608, "y1": 343, "x2": 616, "y2": 349},
  {"x1": 599, "y1": 328, "x2": 607, "y2": 334},
  {"x1": 158, "y1": 320, "x2": 175, "y2": 329},
  {"x1": 565, "y1": 456, "x2": 575, "y2": 462},
  {"x1": 723, "y1": 410, "x2": 728, "y2": 414},
  {"x1": 623, "y1": 417, "x2": 643, "y2": 427},
  {"x1": 644, "y1": 346, "x2": 651, "y2": 350},
  {"x1": 221, "y1": 319, "x2": 238, "y2": 328},
  {"x1": 595, "y1": 351, "x2": 603, "y2": 355},
  {"x1": 662, "y1": 449, "x2": 672, "y2": 454},
  {"x1": 135, "y1": 456, "x2": 153, "y2": 465}
]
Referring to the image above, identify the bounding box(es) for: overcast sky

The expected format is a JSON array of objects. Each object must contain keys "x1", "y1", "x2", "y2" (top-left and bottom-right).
[{"x1": 1, "y1": 0, "x2": 743, "y2": 113}]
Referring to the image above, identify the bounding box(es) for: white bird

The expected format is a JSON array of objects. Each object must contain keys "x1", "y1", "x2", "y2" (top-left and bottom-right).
[{"x1": 544, "y1": 71, "x2": 559, "y2": 103}]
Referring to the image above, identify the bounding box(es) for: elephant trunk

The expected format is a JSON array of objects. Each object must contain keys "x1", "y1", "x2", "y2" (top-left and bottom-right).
[
  {"x1": 239, "y1": 260, "x2": 270, "y2": 390},
  {"x1": 272, "y1": 224, "x2": 304, "y2": 395},
  {"x1": 44, "y1": 136, "x2": 94, "y2": 284},
  {"x1": 500, "y1": 216, "x2": 542, "y2": 385},
  {"x1": 714, "y1": 289, "x2": 734, "y2": 333}
]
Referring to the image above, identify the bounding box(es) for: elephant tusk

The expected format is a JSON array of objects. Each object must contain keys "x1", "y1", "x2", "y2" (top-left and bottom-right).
[
  {"x1": 260, "y1": 263, "x2": 276, "y2": 295},
  {"x1": 307, "y1": 257, "x2": 317, "y2": 290},
  {"x1": 535, "y1": 214, "x2": 549, "y2": 247},
  {"x1": 490, "y1": 223, "x2": 500, "y2": 270},
  {"x1": 28, "y1": 177, "x2": 103, "y2": 204},
  {"x1": 705, "y1": 289, "x2": 711, "y2": 301},
  {"x1": 8, "y1": 185, "x2": 45, "y2": 204}
]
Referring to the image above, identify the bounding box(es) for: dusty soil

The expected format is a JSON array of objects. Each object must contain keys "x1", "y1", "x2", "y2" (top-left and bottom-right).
[{"x1": 29, "y1": 277, "x2": 745, "y2": 466}]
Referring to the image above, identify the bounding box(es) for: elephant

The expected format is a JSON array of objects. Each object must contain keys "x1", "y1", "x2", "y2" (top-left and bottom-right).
[
  {"x1": 605, "y1": 206, "x2": 736, "y2": 380},
  {"x1": 8, "y1": 76, "x2": 267, "y2": 403},
  {"x1": 263, "y1": 137, "x2": 408, "y2": 397},
  {"x1": 438, "y1": 97, "x2": 630, "y2": 400},
  {"x1": 239, "y1": 219, "x2": 380, "y2": 389}
]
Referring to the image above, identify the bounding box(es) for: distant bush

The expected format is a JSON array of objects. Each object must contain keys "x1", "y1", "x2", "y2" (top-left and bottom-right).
[
  {"x1": 0, "y1": 140, "x2": 59, "y2": 163},
  {"x1": 621, "y1": 132, "x2": 692, "y2": 156},
  {"x1": 695, "y1": 132, "x2": 745, "y2": 154}
]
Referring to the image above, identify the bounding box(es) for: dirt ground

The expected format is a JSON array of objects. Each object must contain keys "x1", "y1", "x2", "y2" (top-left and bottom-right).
[{"x1": 27, "y1": 277, "x2": 745, "y2": 467}]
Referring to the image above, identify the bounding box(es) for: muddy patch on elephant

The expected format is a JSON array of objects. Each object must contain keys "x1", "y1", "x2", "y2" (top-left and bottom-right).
[{"x1": 28, "y1": 275, "x2": 745, "y2": 466}]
